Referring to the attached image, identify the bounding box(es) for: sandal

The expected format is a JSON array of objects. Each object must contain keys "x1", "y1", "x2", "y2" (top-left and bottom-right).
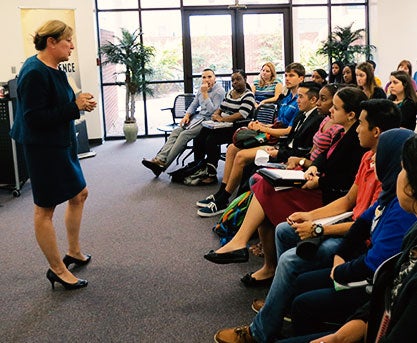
[{"x1": 249, "y1": 242, "x2": 264, "y2": 258}]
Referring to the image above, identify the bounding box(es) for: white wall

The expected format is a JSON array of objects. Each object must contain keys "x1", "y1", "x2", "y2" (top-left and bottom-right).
[
  {"x1": 0, "y1": 0, "x2": 103, "y2": 141},
  {"x1": 370, "y1": 0, "x2": 417, "y2": 87}
]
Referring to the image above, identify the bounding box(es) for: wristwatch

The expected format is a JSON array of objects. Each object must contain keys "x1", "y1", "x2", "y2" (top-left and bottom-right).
[
  {"x1": 299, "y1": 158, "x2": 306, "y2": 167},
  {"x1": 312, "y1": 223, "x2": 324, "y2": 237}
]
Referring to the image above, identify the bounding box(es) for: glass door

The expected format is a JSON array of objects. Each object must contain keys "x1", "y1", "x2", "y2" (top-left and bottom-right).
[{"x1": 183, "y1": 7, "x2": 291, "y2": 92}]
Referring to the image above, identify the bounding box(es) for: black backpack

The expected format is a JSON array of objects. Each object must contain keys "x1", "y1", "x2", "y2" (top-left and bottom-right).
[{"x1": 168, "y1": 160, "x2": 206, "y2": 183}]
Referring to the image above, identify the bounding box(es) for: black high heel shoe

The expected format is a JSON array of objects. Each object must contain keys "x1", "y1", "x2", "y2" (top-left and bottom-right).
[
  {"x1": 63, "y1": 254, "x2": 92, "y2": 268},
  {"x1": 46, "y1": 269, "x2": 88, "y2": 290}
]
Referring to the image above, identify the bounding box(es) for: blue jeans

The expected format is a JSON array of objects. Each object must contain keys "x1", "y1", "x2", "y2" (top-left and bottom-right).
[{"x1": 250, "y1": 222, "x2": 342, "y2": 343}]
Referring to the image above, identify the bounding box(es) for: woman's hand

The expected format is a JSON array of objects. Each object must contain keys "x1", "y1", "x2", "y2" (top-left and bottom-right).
[
  {"x1": 287, "y1": 156, "x2": 302, "y2": 170},
  {"x1": 211, "y1": 113, "x2": 223, "y2": 122},
  {"x1": 76, "y1": 93, "x2": 97, "y2": 112},
  {"x1": 304, "y1": 166, "x2": 319, "y2": 180},
  {"x1": 302, "y1": 176, "x2": 319, "y2": 190},
  {"x1": 263, "y1": 146, "x2": 278, "y2": 158},
  {"x1": 250, "y1": 121, "x2": 265, "y2": 131},
  {"x1": 248, "y1": 120, "x2": 258, "y2": 130}
]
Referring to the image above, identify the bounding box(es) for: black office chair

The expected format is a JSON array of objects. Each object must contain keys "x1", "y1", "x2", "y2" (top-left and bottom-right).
[
  {"x1": 157, "y1": 93, "x2": 196, "y2": 141},
  {"x1": 253, "y1": 103, "x2": 277, "y2": 124},
  {"x1": 157, "y1": 93, "x2": 196, "y2": 165}
]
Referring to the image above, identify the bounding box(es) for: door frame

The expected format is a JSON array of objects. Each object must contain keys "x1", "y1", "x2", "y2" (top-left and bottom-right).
[{"x1": 182, "y1": 5, "x2": 293, "y2": 92}]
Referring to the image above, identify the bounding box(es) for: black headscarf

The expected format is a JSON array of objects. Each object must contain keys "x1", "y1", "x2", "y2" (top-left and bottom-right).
[{"x1": 376, "y1": 128, "x2": 416, "y2": 206}]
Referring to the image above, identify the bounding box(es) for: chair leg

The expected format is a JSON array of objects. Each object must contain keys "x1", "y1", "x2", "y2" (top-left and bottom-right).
[{"x1": 181, "y1": 148, "x2": 194, "y2": 166}]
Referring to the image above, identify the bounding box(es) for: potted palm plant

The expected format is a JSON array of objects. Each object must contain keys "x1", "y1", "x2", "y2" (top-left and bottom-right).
[
  {"x1": 317, "y1": 23, "x2": 376, "y2": 65},
  {"x1": 100, "y1": 28, "x2": 155, "y2": 142}
]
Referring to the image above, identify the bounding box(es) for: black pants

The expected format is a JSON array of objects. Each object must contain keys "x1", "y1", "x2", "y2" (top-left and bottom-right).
[
  {"x1": 193, "y1": 126, "x2": 236, "y2": 167},
  {"x1": 290, "y1": 268, "x2": 370, "y2": 336}
]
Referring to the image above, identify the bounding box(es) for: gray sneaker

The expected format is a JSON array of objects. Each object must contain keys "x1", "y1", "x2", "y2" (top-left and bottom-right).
[{"x1": 196, "y1": 194, "x2": 216, "y2": 207}]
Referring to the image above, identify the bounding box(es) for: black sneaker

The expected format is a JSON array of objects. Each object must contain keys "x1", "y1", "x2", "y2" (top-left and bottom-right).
[
  {"x1": 197, "y1": 200, "x2": 227, "y2": 217},
  {"x1": 196, "y1": 194, "x2": 216, "y2": 207}
]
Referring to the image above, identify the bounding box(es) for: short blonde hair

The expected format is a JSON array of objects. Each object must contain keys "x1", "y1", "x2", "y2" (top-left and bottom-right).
[{"x1": 33, "y1": 20, "x2": 73, "y2": 51}]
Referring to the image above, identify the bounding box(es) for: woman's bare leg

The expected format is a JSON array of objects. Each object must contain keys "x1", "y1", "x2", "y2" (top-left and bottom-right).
[
  {"x1": 222, "y1": 144, "x2": 241, "y2": 184},
  {"x1": 65, "y1": 187, "x2": 89, "y2": 260},
  {"x1": 224, "y1": 147, "x2": 259, "y2": 194},
  {"x1": 250, "y1": 223, "x2": 277, "y2": 280},
  {"x1": 215, "y1": 195, "x2": 265, "y2": 253},
  {"x1": 34, "y1": 205, "x2": 78, "y2": 283}
]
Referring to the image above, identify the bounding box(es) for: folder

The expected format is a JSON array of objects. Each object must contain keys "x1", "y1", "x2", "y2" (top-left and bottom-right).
[{"x1": 257, "y1": 168, "x2": 307, "y2": 188}]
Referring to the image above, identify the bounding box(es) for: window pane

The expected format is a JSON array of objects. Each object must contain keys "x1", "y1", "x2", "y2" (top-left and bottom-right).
[
  {"x1": 98, "y1": 12, "x2": 140, "y2": 84},
  {"x1": 189, "y1": 15, "x2": 232, "y2": 75},
  {"x1": 102, "y1": 85, "x2": 127, "y2": 137},
  {"x1": 140, "y1": 0, "x2": 180, "y2": 8},
  {"x1": 141, "y1": 10, "x2": 183, "y2": 82},
  {"x1": 145, "y1": 83, "x2": 185, "y2": 135},
  {"x1": 243, "y1": 13, "x2": 285, "y2": 75},
  {"x1": 292, "y1": 0, "x2": 327, "y2": 4},
  {"x1": 183, "y1": 0, "x2": 232, "y2": 5},
  {"x1": 241, "y1": 0, "x2": 289, "y2": 3},
  {"x1": 331, "y1": 6, "x2": 366, "y2": 31},
  {"x1": 96, "y1": 0, "x2": 138, "y2": 10},
  {"x1": 332, "y1": 0, "x2": 366, "y2": 3},
  {"x1": 292, "y1": 7, "x2": 329, "y2": 73}
]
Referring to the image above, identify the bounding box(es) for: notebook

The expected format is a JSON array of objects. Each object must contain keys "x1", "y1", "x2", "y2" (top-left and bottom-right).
[
  {"x1": 201, "y1": 120, "x2": 233, "y2": 129},
  {"x1": 257, "y1": 168, "x2": 307, "y2": 188}
]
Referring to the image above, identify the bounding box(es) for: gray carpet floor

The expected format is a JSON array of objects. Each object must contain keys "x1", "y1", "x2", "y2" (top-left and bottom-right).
[{"x1": 0, "y1": 138, "x2": 267, "y2": 343}]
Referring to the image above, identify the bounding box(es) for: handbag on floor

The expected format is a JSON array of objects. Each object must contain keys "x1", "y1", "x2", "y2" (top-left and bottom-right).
[{"x1": 168, "y1": 160, "x2": 206, "y2": 183}]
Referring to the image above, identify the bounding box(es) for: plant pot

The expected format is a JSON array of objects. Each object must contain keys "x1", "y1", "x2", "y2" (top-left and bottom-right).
[{"x1": 123, "y1": 122, "x2": 138, "y2": 142}]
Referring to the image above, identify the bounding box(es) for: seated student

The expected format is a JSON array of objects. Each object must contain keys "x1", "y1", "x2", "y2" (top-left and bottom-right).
[
  {"x1": 251, "y1": 62, "x2": 283, "y2": 107},
  {"x1": 286, "y1": 83, "x2": 343, "y2": 170},
  {"x1": 142, "y1": 68, "x2": 225, "y2": 176},
  {"x1": 299, "y1": 136, "x2": 417, "y2": 343},
  {"x1": 385, "y1": 59, "x2": 417, "y2": 92},
  {"x1": 356, "y1": 62, "x2": 386, "y2": 99},
  {"x1": 196, "y1": 63, "x2": 305, "y2": 215},
  {"x1": 249, "y1": 84, "x2": 344, "y2": 258},
  {"x1": 366, "y1": 59, "x2": 382, "y2": 87},
  {"x1": 388, "y1": 70, "x2": 417, "y2": 131},
  {"x1": 212, "y1": 128, "x2": 413, "y2": 343},
  {"x1": 310, "y1": 69, "x2": 328, "y2": 86},
  {"x1": 342, "y1": 63, "x2": 357, "y2": 85},
  {"x1": 192, "y1": 69, "x2": 256, "y2": 184},
  {"x1": 288, "y1": 129, "x2": 417, "y2": 337},
  {"x1": 329, "y1": 61, "x2": 344, "y2": 84},
  {"x1": 203, "y1": 88, "x2": 369, "y2": 269}
]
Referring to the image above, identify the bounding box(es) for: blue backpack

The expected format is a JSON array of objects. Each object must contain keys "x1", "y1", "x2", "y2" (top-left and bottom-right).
[{"x1": 212, "y1": 191, "x2": 253, "y2": 246}]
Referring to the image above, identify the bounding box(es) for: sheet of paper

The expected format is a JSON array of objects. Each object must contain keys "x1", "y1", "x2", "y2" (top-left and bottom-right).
[{"x1": 313, "y1": 211, "x2": 353, "y2": 226}]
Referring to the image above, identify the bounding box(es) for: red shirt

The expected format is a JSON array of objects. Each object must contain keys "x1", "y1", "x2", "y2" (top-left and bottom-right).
[{"x1": 352, "y1": 150, "x2": 381, "y2": 220}]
